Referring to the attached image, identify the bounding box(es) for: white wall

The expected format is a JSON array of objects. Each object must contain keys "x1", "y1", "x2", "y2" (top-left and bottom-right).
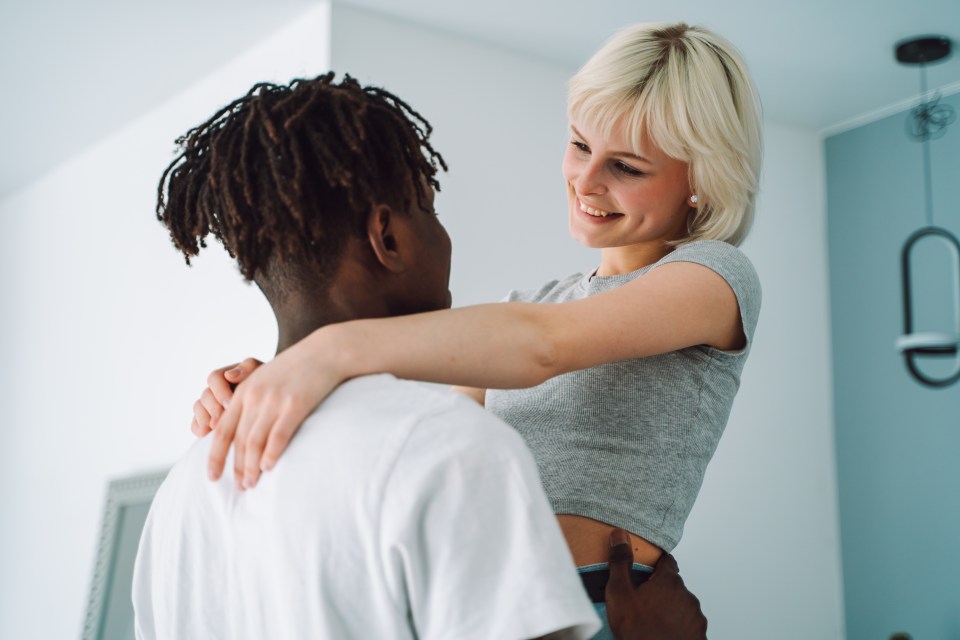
[
  {"x1": 0, "y1": 6, "x2": 330, "y2": 638},
  {"x1": 677, "y1": 123, "x2": 845, "y2": 638},
  {"x1": 333, "y1": 7, "x2": 845, "y2": 639}
]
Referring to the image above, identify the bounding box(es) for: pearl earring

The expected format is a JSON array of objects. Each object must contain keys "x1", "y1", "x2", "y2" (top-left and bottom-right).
[{"x1": 689, "y1": 195, "x2": 699, "y2": 205}]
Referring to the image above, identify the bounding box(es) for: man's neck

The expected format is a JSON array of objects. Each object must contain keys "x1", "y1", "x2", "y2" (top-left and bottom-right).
[
  {"x1": 275, "y1": 309, "x2": 335, "y2": 354},
  {"x1": 273, "y1": 288, "x2": 390, "y2": 354}
]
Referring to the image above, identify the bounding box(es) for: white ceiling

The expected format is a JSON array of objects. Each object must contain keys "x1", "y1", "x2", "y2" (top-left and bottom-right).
[{"x1": 2, "y1": 0, "x2": 959, "y2": 200}]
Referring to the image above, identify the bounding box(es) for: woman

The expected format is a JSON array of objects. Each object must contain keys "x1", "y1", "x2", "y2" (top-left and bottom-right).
[{"x1": 195, "y1": 22, "x2": 762, "y2": 636}]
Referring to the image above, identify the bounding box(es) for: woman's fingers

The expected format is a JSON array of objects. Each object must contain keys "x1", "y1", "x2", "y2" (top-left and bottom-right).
[
  {"x1": 242, "y1": 419, "x2": 270, "y2": 489},
  {"x1": 191, "y1": 417, "x2": 207, "y2": 437},
  {"x1": 209, "y1": 382, "x2": 275, "y2": 489},
  {"x1": 233, "y1": 413, "x2": 249, "y2": 491},
  {"x1": 225, "y1": 357, "x2": 262, "y2": 384},
  {"x1": 261, "y1": 409, "x2": 305, "y2": 473},
  {"x1": 240, "y1": 400, "x2": 302, "y2": 486},
  {"x1": 208, "y1": 363, "x2": 240, "y2": 407},
  {"x1": 195, "y1": 357, "x2": 264, "y2": 439},
  {"x1": 199, "y1": 387, "x2": 223, "y2": 427},
  {"x1": 204, "y1": 356, "x2": 319, "y2": 487},
  {"x1": 193, "y1": 400, "x2": 212, "y2": 436},
  {"x1": 208, "y1": 396, "x2": 241, "y2": 481}
]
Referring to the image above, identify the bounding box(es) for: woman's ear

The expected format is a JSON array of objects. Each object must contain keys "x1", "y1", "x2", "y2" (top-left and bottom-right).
[{"x1": 366, "y1": 204, "x2": 406, "y2": 273}]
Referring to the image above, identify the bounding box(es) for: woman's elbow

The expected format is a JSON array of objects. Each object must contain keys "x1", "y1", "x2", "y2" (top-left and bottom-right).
[{"x1": 529, "y1": 329, "x2": 562, "y2": 385}]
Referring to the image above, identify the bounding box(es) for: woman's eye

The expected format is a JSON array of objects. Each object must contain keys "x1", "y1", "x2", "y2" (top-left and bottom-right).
[
  {"x1": 615, "y1": 161, "x2": 644, "y2": 177},
  {"x1": 571, "y1": 140, "x2": 590, "y2": 153}
]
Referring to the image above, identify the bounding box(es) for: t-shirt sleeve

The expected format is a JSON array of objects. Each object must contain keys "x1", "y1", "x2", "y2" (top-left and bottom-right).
[
  {"x1": 379, "y1": 403, "x2": 600, "y2": 640},
  {"x1": 501, "y1": 273, "x2": 584, "y2": 304},
  {"x1": 655, "y1": 239, "x2": 762, "y2": 352}
]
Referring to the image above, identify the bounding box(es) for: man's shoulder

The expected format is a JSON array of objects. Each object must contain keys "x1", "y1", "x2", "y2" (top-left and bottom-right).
[
  {"x1": 301, "y1": 374, "x2": 526, "y2": 466},
  {"x1": 320, "y1": 374, "x2": 513, "y2": 434}
]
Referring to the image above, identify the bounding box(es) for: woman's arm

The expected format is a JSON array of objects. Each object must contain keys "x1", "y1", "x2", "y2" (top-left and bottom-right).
[
  {"x1": 452, "y1": 386, "x2": 486, "y2": 406},
  {"x1": 214, "y1": 261, "x2": 742, "y2": 488}
]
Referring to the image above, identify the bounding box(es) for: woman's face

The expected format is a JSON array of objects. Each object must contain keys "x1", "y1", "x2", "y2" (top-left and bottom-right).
[{"x1": 562, "y1": 117, "x2": 693, "y2": 251}]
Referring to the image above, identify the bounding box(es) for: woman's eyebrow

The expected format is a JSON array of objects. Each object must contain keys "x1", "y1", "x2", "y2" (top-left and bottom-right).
[{"x1": 570, "y1": 125, "x2": 651, "y2": 163}]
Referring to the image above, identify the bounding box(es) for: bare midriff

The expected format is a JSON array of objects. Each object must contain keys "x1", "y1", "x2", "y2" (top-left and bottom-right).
[{"x1": 557, "y1": 514, "x2": 663, "y2": 567}]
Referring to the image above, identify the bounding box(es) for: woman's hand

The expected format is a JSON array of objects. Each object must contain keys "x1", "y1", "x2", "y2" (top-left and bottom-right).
[
  {"x1": 191, "y1": 358, "x2": 262, "y2": 436},
  {"x1": 207, "y1": 331, "x2": 351, "y2": 490}
]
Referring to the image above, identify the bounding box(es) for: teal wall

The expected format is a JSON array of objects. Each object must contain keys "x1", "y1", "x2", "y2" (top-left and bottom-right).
[{"x1": 826, "y1": 92, "x2": 960, "y2": 639}]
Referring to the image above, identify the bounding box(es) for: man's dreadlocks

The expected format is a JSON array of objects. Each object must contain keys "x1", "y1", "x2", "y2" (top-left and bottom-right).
[{"x1": 157, "y1": 72, "x2": 447, "y2": 284}]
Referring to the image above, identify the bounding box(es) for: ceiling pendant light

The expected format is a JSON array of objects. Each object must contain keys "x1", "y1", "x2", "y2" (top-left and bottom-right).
[{"x1": 893, "y1": 35, "x2": 960, "y2": 388}]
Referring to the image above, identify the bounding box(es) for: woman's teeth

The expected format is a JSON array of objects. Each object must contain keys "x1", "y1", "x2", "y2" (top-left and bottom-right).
[{"x1": 580, "y1": 202, "x2": 614, "y2": 217}]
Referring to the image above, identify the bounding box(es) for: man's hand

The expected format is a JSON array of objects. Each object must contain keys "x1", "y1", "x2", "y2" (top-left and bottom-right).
[{"x1": 605, "y1": 529, "x2": 707, "y2": 640}]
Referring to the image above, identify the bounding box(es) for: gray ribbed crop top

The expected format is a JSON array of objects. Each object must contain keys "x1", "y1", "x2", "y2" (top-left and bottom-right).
[{"x1": 485, "y1": 240, "x2": 761, "y2": 552}]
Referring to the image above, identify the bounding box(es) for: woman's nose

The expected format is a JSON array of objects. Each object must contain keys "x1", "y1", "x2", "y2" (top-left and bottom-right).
[{"x1": 574, "y1": 160, "x2": 606, "y2": 196}]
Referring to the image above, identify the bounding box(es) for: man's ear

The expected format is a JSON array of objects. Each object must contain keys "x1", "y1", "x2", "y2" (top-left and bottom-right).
[{"x1": 366, "y1": 204, "x2": 406, "y2": 273}]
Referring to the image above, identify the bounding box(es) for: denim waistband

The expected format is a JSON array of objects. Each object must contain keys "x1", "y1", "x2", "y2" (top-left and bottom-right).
[{"x1": 577, "y1": 562, "x2": 654, "y2": 604}]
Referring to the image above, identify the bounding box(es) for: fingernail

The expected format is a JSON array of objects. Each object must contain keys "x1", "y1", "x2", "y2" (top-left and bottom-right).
[
  {"x1": 226, "y1": 368, "x2": 242, "y2": 378},
  {"x1": 261, "y1": 459, "x2": 274, "y2": 472},
  {"x1": 209, "y1": 468, "x2": 220, "y2": 481},
  {"x1": 610, "y1": 528, "x2": 631, "y2": 547},
  {"x1": 243, "y1": 475, "x2": 257, "y2": 489},
  {"x1": 222, "y1": 398, "x2": 230, "y2": 410}
]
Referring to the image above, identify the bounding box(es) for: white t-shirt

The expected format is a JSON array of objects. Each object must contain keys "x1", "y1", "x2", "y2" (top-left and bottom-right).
[{"x1": 133, "y1": 374, "x2": 600, "y2": 640}]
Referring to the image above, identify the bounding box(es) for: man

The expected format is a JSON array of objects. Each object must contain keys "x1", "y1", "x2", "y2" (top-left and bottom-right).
[{"x1": 133, "y1": 73, "x2": 705, "y2": 639}]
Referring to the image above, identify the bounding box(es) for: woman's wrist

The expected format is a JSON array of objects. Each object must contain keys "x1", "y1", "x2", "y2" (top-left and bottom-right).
[{"x1": 305, "y1": 321, "x2": 366, "y2": 384}]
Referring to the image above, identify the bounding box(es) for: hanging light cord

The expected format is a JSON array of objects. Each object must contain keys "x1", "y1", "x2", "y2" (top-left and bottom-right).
[{"x1": 907, "y1": 64, "x2": 956, "y2": 227}]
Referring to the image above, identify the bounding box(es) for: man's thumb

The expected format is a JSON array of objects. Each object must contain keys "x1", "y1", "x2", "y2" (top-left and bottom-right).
[{"x1": 606, "y1": 528, "x2": 635, "y2": 599}]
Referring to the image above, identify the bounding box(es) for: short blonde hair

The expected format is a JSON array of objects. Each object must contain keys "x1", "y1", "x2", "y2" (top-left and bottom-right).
[{"x1": 568, "y1": 23, "x2": 763, "y2": 246}]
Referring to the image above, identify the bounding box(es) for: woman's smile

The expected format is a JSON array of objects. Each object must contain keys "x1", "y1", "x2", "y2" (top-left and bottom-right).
[{"x1": 577, "y1": 198, "x2": 624, "y2": 221}]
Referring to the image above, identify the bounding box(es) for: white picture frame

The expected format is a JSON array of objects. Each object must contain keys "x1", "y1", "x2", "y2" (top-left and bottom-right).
[{"x1": 81, "y1": 469, "x2": 169, "y2": 640}]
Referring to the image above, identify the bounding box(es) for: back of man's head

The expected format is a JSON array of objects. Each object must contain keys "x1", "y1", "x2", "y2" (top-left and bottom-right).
[{"x1": 155, "y1": 73, "x2": 447, "y2": 299}]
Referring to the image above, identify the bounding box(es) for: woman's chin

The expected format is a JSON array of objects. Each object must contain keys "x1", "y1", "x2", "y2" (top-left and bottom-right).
[{"x1": 568, "y1": 221, "x2": 615, "y2": 250}]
